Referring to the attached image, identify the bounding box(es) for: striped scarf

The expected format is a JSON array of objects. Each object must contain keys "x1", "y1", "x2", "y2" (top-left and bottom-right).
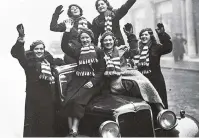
[
  {"x1": 76, "y1": 45, "x2": 98, "y2": 76},
  {"x1": 104, "y1": 10, "x2": 113, "y2": 32},
  {"x1": 104, "y1": 47, "x2": 121, "y2": 76},
  {"x1": 39, "y1": 59, "x2": 54, "y2": 82},
  {"x1": 134, "y1": 41, "x2": 152, "y2": 75}
]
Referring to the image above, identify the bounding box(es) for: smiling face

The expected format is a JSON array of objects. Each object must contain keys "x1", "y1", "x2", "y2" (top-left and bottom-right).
[
  {"x1": 80, "y1": 33, "x2": 92, "y2": 47},
  {"x1": 70, "y1": 6, "x2": 81, "y2": 17},
  {"x1": 103, "y1": 35, "x2": 114, "y2": 50},
  {"x1": 33, "y1": 44, "x2": 45, "y2": 58},
  {"x1": 97, "y1": 0, "x2": 108, "y2": 13},
  {"x1": 140, "y1": 31, "x2": 151, "y2": 44}
]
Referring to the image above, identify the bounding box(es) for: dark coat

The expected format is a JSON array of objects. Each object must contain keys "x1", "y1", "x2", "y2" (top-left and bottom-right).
[
  {"x1": 11, "y1": 40, "x2": 55, "y2": 137},
  {"x1": 172, "y1": 37, "x2": 186, "y2": 56},
  {"x1": 132, "y1": 33, "x2": 173, "y2": 109},
  {"x1": 92, "y1": 0, "x2": 136, "y2": 45},
  {"x1": 50, "y1": 12, "x2": 92, "y2": 64},
  {"x1": 50, "y1": 12, "x2": 92, "y2": 32},
  {"x1": 61, "y1": 32, "x2": 106, "y2": 119}
]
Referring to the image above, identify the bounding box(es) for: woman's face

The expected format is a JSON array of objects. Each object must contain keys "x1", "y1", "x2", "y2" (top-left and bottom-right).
[
  {"x1": 70, "y1": 6, "x2": 81, "y2": 17},
  {"x1": 33, "y1": 44, "x2": 45, "y2": 58},
  {"x1": 140, "y1": 31, "x2": 151, "y2": 44},
  {"x1": 80, "y1": 33, "x2": 92, "y2": 47},
  {"x1": 103, "y1": 35, "x2": 114, "y2": 50},
  {"x1": 97, "y1": 0, "x2": 108, "y2": 13}
]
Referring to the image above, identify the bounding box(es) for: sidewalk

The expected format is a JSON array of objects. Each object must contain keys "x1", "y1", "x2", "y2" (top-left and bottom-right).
[{"x1": 160, "y1": 56, "x2": 199, "y2": 72}]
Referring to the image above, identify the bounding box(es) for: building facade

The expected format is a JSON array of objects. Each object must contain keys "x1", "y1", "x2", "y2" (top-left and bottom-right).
[{"x1": 124, "y1": 0, "x2": 199, "y2": 58}]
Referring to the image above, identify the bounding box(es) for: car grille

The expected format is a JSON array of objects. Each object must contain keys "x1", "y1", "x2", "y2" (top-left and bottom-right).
[{"x1": 118, "y1": 109, "x2": 155, "y2": 137}]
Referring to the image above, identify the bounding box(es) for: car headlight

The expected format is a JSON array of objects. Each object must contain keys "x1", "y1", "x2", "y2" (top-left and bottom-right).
[
  {"x1": 157, "y1": 109, "x2": 177, "y2": 130},
  {"x1": 99, "y1": 120, "x2": 120, "y2": 138}
]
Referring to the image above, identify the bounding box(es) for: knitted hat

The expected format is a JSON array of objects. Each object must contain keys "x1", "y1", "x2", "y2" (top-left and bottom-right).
[
  {"x1": 78, "y1": 28, "x2": 94, "y2": 43},
  {"x1": 67, "y1": 4, "x2": 83, "y2": 17},
  {"x1": 30, "y1": 40, "x2": 45, "y2": 51}
]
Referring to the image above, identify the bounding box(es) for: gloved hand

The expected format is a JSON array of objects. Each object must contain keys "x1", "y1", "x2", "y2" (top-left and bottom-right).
[
  {"x1": 155, "y1": 23, "x2": 165, "y2": 35},
  {"x1": 55, "y1": 5, "x2": 64, "y2": 15},
  {"x1": 16, "y1": 24, "x2": 25, "y2": 37},
  {"x1": 123, "y1": 23, "x2": 133, "y2": 37}
]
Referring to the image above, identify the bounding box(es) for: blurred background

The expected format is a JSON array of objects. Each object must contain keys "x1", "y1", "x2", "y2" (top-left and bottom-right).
[{"x1": 0, "y1": 0, "x2": 198, "y2": 137}]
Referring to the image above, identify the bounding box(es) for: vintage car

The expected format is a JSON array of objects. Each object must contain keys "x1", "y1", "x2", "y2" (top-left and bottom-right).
[{"x1": 53, "y1": 64, "x2": 199, "y2": 137}]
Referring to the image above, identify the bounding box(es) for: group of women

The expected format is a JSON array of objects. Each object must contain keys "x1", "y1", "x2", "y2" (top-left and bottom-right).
[{"x1": 11, "y1": 0, "x2": 172, "y2": 137}]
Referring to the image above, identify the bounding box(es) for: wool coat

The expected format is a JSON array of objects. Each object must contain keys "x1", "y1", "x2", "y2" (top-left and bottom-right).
[
  {"x1": 129, "y1": 32, "x2": 173, "y2": 109},
  {"x1": 11, "y1": 40, "x2": 55, "y2": 137},
  {"x1": 60, "y1": 32, "x2": 106, "y2": 119},
  {"x1": 50, "y1": 12, "x2": 92, "y2": 64},
  {"x1": 172, "y1": 36, "x2": 186, "y2": 61},
  {"x1": 92, "y1": 0, "x2": 136, "y2": 46},
  {"x1": 101, "y1": 35, "x2": 164, "y2": 107},
  {"x1": 50, "y1": 12, "x2": 92, "y2": 32}
]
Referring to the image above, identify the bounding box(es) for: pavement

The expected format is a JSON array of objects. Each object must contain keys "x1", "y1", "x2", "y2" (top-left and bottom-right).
[{"x1": 160, "y1": 55, "x2": 199, "y2": 72}]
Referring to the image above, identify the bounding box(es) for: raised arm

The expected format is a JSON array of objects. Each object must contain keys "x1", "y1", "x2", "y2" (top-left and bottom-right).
[
  {"x1": 61, "y1": 19, "x2": 81, "y2": 59},
  {"x1": 122, "y1": 23, "x2": 139, "y2": 59},
  {"x1": 50, "y1": 5, "x2": 66, "y2": 32},
  {"x1": 114, "y1": 0, "x2": 136, "y2": 20},
  {"x1": 11, "y1": 37, "x2": 28, "y2": 69},
  {"x1": 11, "y1": 24, "x2": 28, "y2": 68},
  {"x1": 155, "y1": 23, "x2": 173, "y2": 55}
]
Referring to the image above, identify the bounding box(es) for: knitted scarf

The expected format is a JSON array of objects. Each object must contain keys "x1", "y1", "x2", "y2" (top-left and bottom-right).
[
  {"x1": 76, "y1": 45, "x2": 98, "y2": 76},
  {"x1": 104, "y1": 47, "x2": 121, "y2": 76},
  {"x1": 134, "y1": 40, "x2": 152, "y2": 75},
  {"x1": 104, "y1": 10, "x2": 114, "y2": 32},
  {"x1": 39, "y1": 59, "x2": 54, "y2": 82}
]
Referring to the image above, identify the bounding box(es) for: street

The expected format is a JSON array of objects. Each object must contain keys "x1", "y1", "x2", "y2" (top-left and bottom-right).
[{"x1": 162, "y1": 68, "x2": 199, "y2": 121}]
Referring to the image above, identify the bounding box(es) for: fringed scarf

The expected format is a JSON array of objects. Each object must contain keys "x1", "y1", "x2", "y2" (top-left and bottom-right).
[
  {"x1": 26, "y1": 51, "x2": 54, "y2": 82},
  {"x1": 39, "y1": 59, "x2": 54, "y2": 82},
  {"x1": 134, "y1": 40, "x2": 152, "y2": 75},
  {"x1": 76, "y1": 45, "x2": 98, "y2": 76},
  {"x1": 104, "y1": 47, "x2": 121, "y2": 76}
]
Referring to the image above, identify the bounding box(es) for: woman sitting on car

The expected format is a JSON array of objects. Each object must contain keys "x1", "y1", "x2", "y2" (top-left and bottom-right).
[
  {"x1": 60, "y1": 19, "x2": 106, "y2": 137},
  {"x1": 100, "y1": 29, "x2": 165, "y2": 111}
]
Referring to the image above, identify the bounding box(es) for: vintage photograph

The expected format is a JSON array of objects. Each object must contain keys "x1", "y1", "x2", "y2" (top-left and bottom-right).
[{"x1": 0, "y1": 0, "x2": 199, "y2": 137}]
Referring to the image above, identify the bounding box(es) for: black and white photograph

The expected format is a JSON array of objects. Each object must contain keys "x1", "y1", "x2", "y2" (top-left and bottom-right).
[{"x1": 0, "y1": 0, "x2": 199, "y2": 137}]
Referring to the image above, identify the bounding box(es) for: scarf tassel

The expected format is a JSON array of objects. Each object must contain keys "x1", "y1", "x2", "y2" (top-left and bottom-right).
[
  {"x1": 76, "y1": 71, "x2": 95, "y2": 76},
  {"x1": 104, "y1": 71, "x2": 121, "y2": 76},
  {"x1": 79, "y1": 58, "x2": 98, "y2": 65}
]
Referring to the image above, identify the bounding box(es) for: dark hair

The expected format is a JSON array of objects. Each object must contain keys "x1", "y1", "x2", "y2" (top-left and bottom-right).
[
  {"x1": 78, "y1": 28, "x2": 94, "y2": 43},
  {"x1": 30, "y1": 40, "x2": 45, "y2": 51},
  {"x1": 67, "y1": 4, "x2": 83, "y2": 18},
  {"x1": 139, "y1": 28, "x2": 157, "y2": 44},
  {"x1": 95, "y1": 0, "x2": 113, "y2": 12},
  {"x1": 100, "y1": 31, "x2": 117, "y2": 48}
]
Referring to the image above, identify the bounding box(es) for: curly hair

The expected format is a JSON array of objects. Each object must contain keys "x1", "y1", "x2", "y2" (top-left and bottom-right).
[
  {"x1": 78, "y1": 28, "x2": 95, "y2": 43},
  {"x1": 67, "y1": 4, "x2": 83, "y2": 18},
  {"x1": 30, "y1": 40, "x2": 45, "y2": 51},
  {"x1": 139, "y1": 28, "x2": 157, "y2": 45},
  {"x1": 95, "y1": 0, "x2": 113, "y2": 12},
  {"x1": 100, "y1": 31, "x2": 117, "y2": 48}
]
